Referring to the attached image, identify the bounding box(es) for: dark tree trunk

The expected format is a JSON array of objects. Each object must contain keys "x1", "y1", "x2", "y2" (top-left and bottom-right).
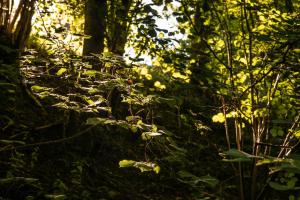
[
  {"x1": 14, "y1": 0, "x2": 36, "y2": 50},
  {"x1": 189, "y1": 1, "x2": 210, "y2": 85},
  {"x1": 107, "y1": 0, "x2": 132, "y2": 56},
  {"x1": 82, "y1": 0, "x2": 106, "y2": 56},
  {"x1": 0, "y1": 0, "x2": 36, "y2": 51}
]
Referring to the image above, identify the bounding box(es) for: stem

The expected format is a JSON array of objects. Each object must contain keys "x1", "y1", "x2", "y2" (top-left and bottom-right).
[
  {"x1": 278, "y1": 113, "x2": 300, "y2": 158},
  {"x1": 222, "y1": 97, "x2": 231, "y2": 150},
  {"x1": 238, "y1": 162, "x2": 245, "y2": 200},
  {"x1": 0, "y1": 125, "x2": 98, "y2": 153}
]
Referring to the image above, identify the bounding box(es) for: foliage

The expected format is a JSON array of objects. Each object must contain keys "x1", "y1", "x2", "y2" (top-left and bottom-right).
[
  {"x1": 119, "y1": 160, "x2": 160, "y2": 173},
  {"x1": 0, "y1": 0, "x2": 299, "y2": 199}
]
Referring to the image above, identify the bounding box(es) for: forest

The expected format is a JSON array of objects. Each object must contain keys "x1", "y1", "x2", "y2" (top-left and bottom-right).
[{"x1": 0, "y1": 0, "x2": 299, "y2": 199}]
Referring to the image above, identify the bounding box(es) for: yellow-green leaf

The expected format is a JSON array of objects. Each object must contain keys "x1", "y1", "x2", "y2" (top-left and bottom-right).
[
  {"x1": 154, "y1": 165, "x2": 160, "y2": 174},
  {"x1": 212, "y1": 113, "x2": 225, "y2": 123},
  {"x1": 294, "y1": 130, "x2": 300, "y2": 139},
  {"x1": 31, "y1": 85, "x2": 44, "y2": 92},
  {"x1": 119, "y1": 160, "x2": 136, "y2": 168},
  {"x1": 56, "y1": 68, "x2": 67, "y2": 76}
]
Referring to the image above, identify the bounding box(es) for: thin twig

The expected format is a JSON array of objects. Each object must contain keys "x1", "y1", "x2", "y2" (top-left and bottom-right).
[{"x1": 0, "y1": 124, "x2": 98, "y2": 153}]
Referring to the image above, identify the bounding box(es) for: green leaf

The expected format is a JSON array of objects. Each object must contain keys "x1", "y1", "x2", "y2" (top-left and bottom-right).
[
  {"x1": 86, "y1": 117, "x2": 106, "y2": 125},
  {"x1": 225, "y1": 149, "x2": 255, "y2": 158},
  {"x1": 31, "y1": 85, "x2": 45, "y2": 92},
  {"x1": 269, "y1": 182, "x2": 300, "y2": 191},
  {"x1": 86, "y1": 99, "x2": 95, "y2": 105},
  {"x1": 142, "y1": 132, "x2": 162, "y2": 140},
  {"x1": 119, "y1": 160, "x2": 136, "y2": 168},
  {"x1": 256, "y1": 157, "x2": 285, "y2": 166},
  {"x1": 141, "y1": 132, "x2": 152, "y2": 140},
  {"x1": 294, "y1": 130, "x2": 300, "y2": 138},
  {"x1": 45, "y1": 194, "x2": 66, "y2": 200},
  {"x1": 117, "y1": 121, "x2": 130, "y2": 129},
  {"x1": 126, "y1": 116, "x2": 141, "y2": 123},
  {"x1": 87, "y1": 88, "x2": 100, "y2": 94},
  {"x1": 86, "y1": 118, "x2": 132, "y2": 131},
  {"x1": 240, "y1": 58, "x2": 247, "y2": 65},
  {"x1": 130, "y1": 125, "x2": 138, "y2": 133},
  {"x1": 134, "y1": 161, "x2": 160, "y2": 173},
  {"x1": 56, "y1": 68, "x2": 67, "y2": 76},
  {"x1": 119, "y1": 160, "x2": 160, "y2": 173},
  {"x1": 263, "y1": 157, "x2": 300, "y2": 174},
  {"x1": 148, "y1": 132, "x2": 162, "y2": 136},
  {"x1": 52, "y1": 102, "x2": 69, "y2": 109},
  {"x1": 222, "y1": 158, "x2": 252, "y2": 162},
  {"x1": 198, "y1": 175, "x2": 219, "y2": 188},
  {"x1": 153, "y1": 165, "x2": 161, "y2": 174},
  {"x1": 270, "y1": 127, "x2": 278, "y2": 137},
  {"x1": 39, "y1": 91, "x2": 50, "y2": 99},
  {"x1": 278, "y1": 128, "x2": 284, "y2": 136},
  {"x1": 169, "y1": 143, "x2": 188, "y2": 154},
  {"x1": 220, "y1": 149, "x2": 263, "y2": 162},
  {"x1": 212, "y1": 113, "x2": 225, "y2": 123},
  {"x1": 293, "y1": 49, "x2": 300, "y2": 53},
  {"x1": 177, "y1": 171, "x2": 219, "y2": 188},
  {"x1": 83, "y1": 70, "x2": 98, "y2": 76}
]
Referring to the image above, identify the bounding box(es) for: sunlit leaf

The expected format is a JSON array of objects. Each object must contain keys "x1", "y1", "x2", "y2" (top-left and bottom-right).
[
  {"x1": 56, "y1": 68, "x2": 67, "y2": 76},
  {"x1": 134, "y1": 161, "x2": 160, "y2": 173},
  {"x1": 154, "y1": 81, "x2": 166, "y2": 90},
  {"x1": 31, "y1": 85, "x2": 45, "y2": 92},
  {"x1": 141, "y1": 132, "x2": 152, "y2": 140},
  {"x1": 119, "y1": 160, "x2": 136, "y2": 168},
  {"x1": 143, "y1": 131, "x2": 162, "y2": 137},
  {"x1": 126, "y1": 116, "x2": 137, "y2": 122},
  {"x1": 212, "y1": 113, "x2": 225, "y2": 123},
  {"x1": 153, "y1": 165, "x2": 160, "y2": 174},
  {"x1": 84, "y1": 70, "x2": 98, "y2": 76},
  {"x1": 52, "y1": 102, "x2": 69, "y2": 109},
  {"x1": 294, "y1": 130, "x2": 300, "y2": 138},
  {"x1": 119, "y1": 160, "x2": 160, "y2": 173},
  {"x1": 130, "y1": 125, "x2": 138, "y2": 133},
  {"x1": 256, "y1": 157, "x2": 285, "y2": 166},
  {"x1": 240, "y1": 58, "x2": 247, "y2": 65},
  {"x1": 293, "y1": 49, "x2": 300, "y2": 53}
]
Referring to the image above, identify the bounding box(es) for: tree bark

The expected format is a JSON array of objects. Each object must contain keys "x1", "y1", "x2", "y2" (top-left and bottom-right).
[
  {"x1": 82, "y1": 0, "x2": 106, "y2": 56},
  {"x1": 107, "y1": 0, "x2": 132, "y2": 56}
]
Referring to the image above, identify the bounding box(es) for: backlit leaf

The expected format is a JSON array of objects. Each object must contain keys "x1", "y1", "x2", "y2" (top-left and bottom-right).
[
  {"x1": 212, "y1": 113, "x2": 225, "y2": 123},
  {"x1": 56, "y1": 68, "x2": 67, "y2": 76},
  {"x1": 294, "y1": 130, "x2": 300, "y2": 138},
  {"x1": 119, "y1": 160, "x2": 135, "y2": 168}
]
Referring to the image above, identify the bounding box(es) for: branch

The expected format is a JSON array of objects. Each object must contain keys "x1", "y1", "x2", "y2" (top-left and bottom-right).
[
  {"x1": 181, "y1": 0, "x2": 230, "y2": 69},
  {"x1": 0, "y1": 124, "x2": 98, "y2": 153},
  {"x1": 239, "y1": 43, "x2": 291, "y2": 99}
]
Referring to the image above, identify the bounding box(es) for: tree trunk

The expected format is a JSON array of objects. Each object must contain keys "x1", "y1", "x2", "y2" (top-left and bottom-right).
[
  {"x1": 107, "y1": 0, "x2": 132, "y2": 55},
  {"x1": 82, "y1": 0, "x2": 106, "y2": 56},
  {"x1": 0, "y1": 0, "x2": 36, "y2": 51},
  {"x1": 14, "y1": 0, "x2": 36, "y2": 50}
]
